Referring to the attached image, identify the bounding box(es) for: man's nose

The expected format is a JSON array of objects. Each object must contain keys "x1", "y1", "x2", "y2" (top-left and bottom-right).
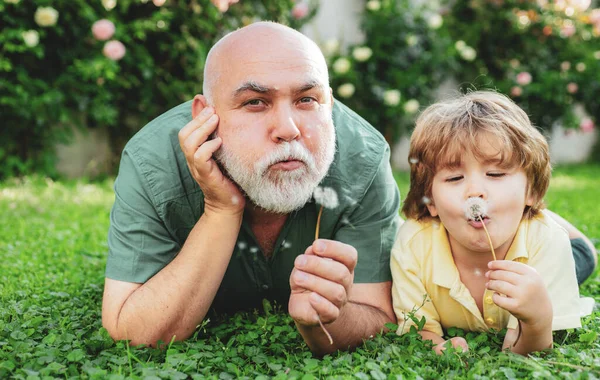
[{"x1": 270, "y1": 104, "x2": 300, "y2": 142}]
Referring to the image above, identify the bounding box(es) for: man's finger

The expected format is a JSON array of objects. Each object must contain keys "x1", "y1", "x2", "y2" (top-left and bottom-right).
[
  {"x1": 309, "y1": 292, "x2": 340, "y2": 323},
  {"x1": 291, "y1": 269, "x2": 348, "y2": 308},
  {"x1": 294, "y1": 254, "x2": 351, "y2": 287},
  {"x1": 178, "y1": 107, "x2": 215, "y2": 145},
  {"x1": 308, "y1": 239, "x2": 357, "y2": 272}
]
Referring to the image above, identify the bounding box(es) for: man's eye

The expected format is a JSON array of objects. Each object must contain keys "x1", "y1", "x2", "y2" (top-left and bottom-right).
[
  {"x1": 299, "y1": 97, "x2": 316, "y2": 104},
  {"x1": 487, "y1": 172, "x2": 506, "y2": 178},
  {"x1": 244, "y1": 99, "x2": 265, "y2": 106}
]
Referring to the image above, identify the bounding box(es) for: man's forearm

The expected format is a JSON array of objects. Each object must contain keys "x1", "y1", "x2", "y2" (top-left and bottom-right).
[
  {"x1": 296, "y1": 301, "x2": 394, "y2": 356},
  {"x1": 107, "y1": 211, "x2": 242, "y2": 346}
]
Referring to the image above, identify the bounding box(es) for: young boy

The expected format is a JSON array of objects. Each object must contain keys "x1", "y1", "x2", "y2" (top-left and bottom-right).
[{"x1": 391, "y1": 91, "x2": 594, "y2": 356}]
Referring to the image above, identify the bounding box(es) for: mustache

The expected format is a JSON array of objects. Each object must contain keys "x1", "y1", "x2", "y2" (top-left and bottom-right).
[{"x1": 255, "y1": 141, "x2": 316, "y2": 172}]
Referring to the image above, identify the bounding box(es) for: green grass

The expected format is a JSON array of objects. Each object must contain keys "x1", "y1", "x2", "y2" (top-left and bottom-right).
[{"x1": 1, "y1": 165, "x2": 599, "y2": 379}]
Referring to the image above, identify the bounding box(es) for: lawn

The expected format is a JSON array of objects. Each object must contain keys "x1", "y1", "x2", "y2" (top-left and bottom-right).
[{"x1": 1, "y1": 164, "x2": 599, "y2": 379}]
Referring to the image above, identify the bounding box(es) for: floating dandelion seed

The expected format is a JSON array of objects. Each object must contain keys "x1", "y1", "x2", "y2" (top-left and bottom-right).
[
  {"x1": 237, "y1": 241, "x2": 247, "y2": 250},
  {"x1": 474, "y1": 268, "x2": 482, "y2": 277},
  {"x1": 464, "y1": 197, "x2": 496, "y2": 261},
  {"x1": 282, "y1": 241, "x2": 292, "y2": 249},
  {"x1": 313, "y1": 186, "x2": 339, "y2": 209},
  {"x1": 421, "y1": 196, "x2": 431, "y2": 205},
  {"x1": 409, "y1": 157, "x2": 419, "y2": 165},
  {"x1": 231, "y1": 196, "x2": 240, "y2": 205},
  {"x1": 249, "y1": 247, "x2": 259, "y2": 254}
]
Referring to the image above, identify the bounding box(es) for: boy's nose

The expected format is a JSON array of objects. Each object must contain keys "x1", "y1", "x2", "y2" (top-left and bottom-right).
[{"x1": 465, "y1": 180, "x2": 486, "y2": 199}]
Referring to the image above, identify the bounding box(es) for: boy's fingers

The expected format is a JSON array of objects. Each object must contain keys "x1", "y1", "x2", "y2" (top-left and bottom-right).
[
  {"x1": 486, "y1": 279, "x2": 518, "y2": 298},
  {"x1": 485, "y1": 269, "x2": 521, "y2": 286},
  {"x1": 488, "y1": 260, "x2": 531, "y2": 275}
]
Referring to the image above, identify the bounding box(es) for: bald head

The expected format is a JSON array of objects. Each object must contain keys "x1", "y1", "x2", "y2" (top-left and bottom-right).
[{"x1": 202, "y1": 22, "x2": 329, "y2": 105}]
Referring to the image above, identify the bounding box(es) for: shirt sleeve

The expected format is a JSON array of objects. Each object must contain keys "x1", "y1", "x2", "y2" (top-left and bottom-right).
[
  {"x1": 391, "y1": 232, "x2": 444, "y2": 337},
  {"x1": 333, "y1": 147, "x2": 401, "y2": 283},
  {"x1": 507, "y1": 218, "x2": 582, "y2": 331},
  {"x1": 105, "y1": 148, "x2": 181, "y2": 283}
]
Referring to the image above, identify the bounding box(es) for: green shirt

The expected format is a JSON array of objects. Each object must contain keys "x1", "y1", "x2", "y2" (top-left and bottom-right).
[{"x1": 106, "y1": 100, "x2": 401, "y2": 314}]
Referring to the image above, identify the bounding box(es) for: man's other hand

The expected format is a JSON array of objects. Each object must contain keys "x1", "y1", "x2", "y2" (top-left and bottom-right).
[{"x1": 288, "y1": 239, "x2": 357, "y2": 325}]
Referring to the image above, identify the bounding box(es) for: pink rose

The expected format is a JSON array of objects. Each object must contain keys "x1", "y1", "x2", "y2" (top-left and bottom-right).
[
  {"x1": 567, "y1": 82, "x2": 578, "y2": 94},
  {"x1": 153, "y1": 0, "x2": 166, "y2": 6},
  {"x1": 510, "y1": 86, "x2": 522, "y2": 97},
  {"x1": 516, "y1": 72, "x2": 532, "y2": 86},
  {"x1": 103, "y1": 40, "x2": 126, "y2": 61},
  {"x1": 561, "y1": 24, "x2": 576, "y2": 37},
  {"x1": 291, "y1": 3, "x2": 309, "y2": 19},
  {"x1": 580, "y1": 118, "x2": 595, "y2": 133},
  {"x1": 590, "y1": 9, "x2": 600, "y2": 25},
  {"x1": 92, "y1": 19, "x2": 115, "y2": 41}
]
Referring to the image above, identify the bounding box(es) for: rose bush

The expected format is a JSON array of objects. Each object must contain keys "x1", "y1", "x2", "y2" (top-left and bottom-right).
[{"x1": 326, "y1": 0, "x2": 600, "y2": 145}]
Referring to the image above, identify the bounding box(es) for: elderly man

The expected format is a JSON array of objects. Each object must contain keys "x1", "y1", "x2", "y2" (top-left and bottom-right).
[{"x1": 102, "y1": 22, "x2": 400, "y2": 355}]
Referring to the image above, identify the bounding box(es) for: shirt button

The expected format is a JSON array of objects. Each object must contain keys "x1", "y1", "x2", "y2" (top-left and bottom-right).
[
  {"x1": 485, "y1": 296, "x2": 494, "y2": 305},
  {"x1": 485, "y1": 317, "x2": 495, "y2": 325},
  {"x1": 262, "y1": 284, "x2": 269, "y2": 290}
]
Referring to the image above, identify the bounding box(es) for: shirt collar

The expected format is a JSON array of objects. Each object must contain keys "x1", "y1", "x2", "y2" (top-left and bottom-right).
[{"x1": 430, "y1": 220, "x2": 530, "y2": 288}]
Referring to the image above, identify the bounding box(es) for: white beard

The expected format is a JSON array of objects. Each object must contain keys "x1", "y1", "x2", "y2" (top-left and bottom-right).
[{"x1": 214, "y1": 127, "x2": 336, "y2": 214}]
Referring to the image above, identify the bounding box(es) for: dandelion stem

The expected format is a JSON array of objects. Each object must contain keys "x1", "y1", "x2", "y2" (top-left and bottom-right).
[
  {"x1": 478, "y1": 215, "x2": 497, "y2": 261},
  {"x1": 314, "y1": 204, "x2": 333, "y2": 345},
  {"x1": 315, "y1": 205, "x2": 324, "y2": 241}
]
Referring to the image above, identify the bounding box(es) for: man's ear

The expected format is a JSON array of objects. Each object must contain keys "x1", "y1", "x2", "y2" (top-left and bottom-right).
[{"x1": 192, "y1": 94, "x2": 209, "y2": 119}]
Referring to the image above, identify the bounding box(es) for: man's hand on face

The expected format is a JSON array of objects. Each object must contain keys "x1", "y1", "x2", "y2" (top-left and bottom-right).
[
  {"x1": 289, "y1": 239, "x2": 357, "y2": 326},
  {"x1": 210, "y1": 0, "x2": 240, "y2": 12},
  {"x1": 178, "y1": 106, "x2": 245, "y2": 215}
]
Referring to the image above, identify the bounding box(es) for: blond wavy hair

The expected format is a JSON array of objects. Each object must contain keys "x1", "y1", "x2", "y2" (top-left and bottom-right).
[{"x1": 402, "y1": 90, "x2": 551, "y2": 221}]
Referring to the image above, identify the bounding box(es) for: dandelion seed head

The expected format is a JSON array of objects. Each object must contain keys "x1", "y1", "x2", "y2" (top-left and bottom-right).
[
  {"x1": 313, "y1": 186, "x2": 339, "y2": 209},
  {"x1": 464, "y1": 197, "x2": 488, "y2": 220}
]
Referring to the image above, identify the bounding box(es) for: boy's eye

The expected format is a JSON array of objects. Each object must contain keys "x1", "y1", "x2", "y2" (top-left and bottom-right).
[
  {"x1": 446, "y1": 175, "x2": 463, "y2": 182},
  {"x1": 487, "y1": 172, "x2": 506, "y2": 178}
]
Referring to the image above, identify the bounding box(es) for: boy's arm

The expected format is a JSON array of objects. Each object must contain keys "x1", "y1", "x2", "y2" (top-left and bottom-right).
[
  {"x1": 502, "y1": 325, "x2": 552, "y2": 355},
  {"x1": 487, "y1": 260, "x2": 553, "y2": 355},
  {"x1": 390, "y1": 227, "x2": 460, "y2": 353}
]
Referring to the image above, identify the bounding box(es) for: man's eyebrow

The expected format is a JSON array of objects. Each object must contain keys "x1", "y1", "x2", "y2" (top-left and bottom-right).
[
  {"x1": 233, "y1": 81, "x2": 272, "y2": 97},
  {"x1": 233, "y1": 80, "x2": 325, "y2": 98},
  {"x1": 293, "y1": 80, "x2": 324, "y2": 94}
]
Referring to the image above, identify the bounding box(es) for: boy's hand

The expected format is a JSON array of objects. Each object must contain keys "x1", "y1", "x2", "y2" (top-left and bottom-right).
[
  {"x1": 433, "y1": 337, "x2": 469, "y2": 355},
  {"x1": 485, "y1": 260, "x2": 552, "y2": 329}
]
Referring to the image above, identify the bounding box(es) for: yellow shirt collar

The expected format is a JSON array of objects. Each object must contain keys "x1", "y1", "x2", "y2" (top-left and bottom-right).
[{"x1": 431, "y1": 220, "x2": 530, "y2": 289}]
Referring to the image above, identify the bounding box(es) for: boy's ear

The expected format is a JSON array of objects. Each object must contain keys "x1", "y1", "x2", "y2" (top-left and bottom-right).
[
  {"x1": 426, "y1": 202, "x2": 438, "y2": 217},
  {"x1": 192, "y1": 94, "x2": 209, "y2": 119},
  {"x1": 525, "y1": 187, "x2": 535, "y2": 207}
]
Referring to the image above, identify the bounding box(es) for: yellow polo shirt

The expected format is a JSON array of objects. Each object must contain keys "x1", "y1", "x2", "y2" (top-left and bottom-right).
[{"x1": 391, "y1": 211, "x2": 582, "y2": 336}]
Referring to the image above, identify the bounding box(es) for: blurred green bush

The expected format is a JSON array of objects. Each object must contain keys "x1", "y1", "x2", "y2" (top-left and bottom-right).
[
  {"x1": 0, "y1": 0, "x2": 316, "y2": 179},
  {"x1": 326, "y1": 0, "x2": 600, "y2": 144}
]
